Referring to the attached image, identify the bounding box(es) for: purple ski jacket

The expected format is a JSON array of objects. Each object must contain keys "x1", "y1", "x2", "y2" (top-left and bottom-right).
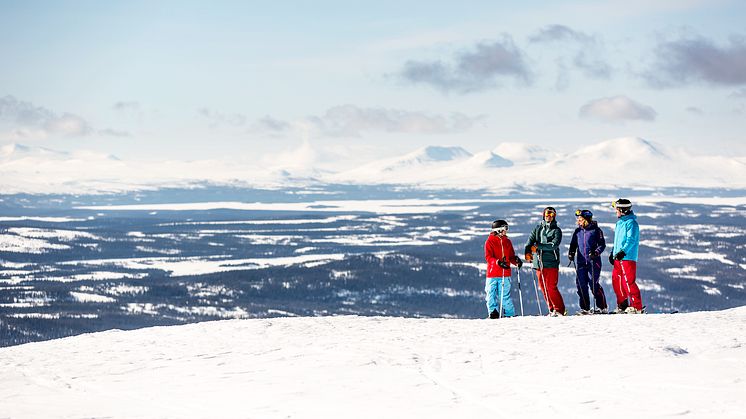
[{"x1": 569, "y1": 221, "x2": 606, "y2": 266}]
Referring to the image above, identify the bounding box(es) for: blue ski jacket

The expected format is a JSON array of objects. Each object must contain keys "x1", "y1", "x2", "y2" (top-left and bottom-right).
[
  {"x1": 569, "y1": 221, "x2": 606, "y2": 266},
  {"x1": 611, "y1": 212, "x2": 640, "y2": 261}
]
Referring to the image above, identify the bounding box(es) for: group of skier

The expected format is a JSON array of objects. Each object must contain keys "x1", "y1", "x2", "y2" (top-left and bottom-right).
[{"x1": 483, "y1": 198, "x2": 643, "y2": 318}]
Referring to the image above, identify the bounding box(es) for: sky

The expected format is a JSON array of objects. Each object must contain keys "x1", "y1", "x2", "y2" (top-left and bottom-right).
[{"x1": 1, "y1": 0, "x2": 745, "y2": 167}]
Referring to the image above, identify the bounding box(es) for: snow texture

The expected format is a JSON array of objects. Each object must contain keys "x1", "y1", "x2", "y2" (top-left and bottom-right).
[{"x1": 0, "y1": 307, "x2": 745, "y2": 418}]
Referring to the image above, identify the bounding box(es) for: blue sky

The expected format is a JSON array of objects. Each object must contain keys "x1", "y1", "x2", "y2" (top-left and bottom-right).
[{"x1": 1, "y1": 0, "x2": 745, "y2": 164}]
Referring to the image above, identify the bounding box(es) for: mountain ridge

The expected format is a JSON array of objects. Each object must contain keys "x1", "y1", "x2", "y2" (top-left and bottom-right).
[{"x1": 1, "y1": 137, "x2": 745, "y2": 194}]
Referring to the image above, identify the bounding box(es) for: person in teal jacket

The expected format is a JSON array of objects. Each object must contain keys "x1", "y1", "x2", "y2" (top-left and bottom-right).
[
  {"x1": 524, "y1": 206, "x2": 565, "y2": 316},
  {"x1": 609, "y1": 198, "x2": 643, "y2": 314}
]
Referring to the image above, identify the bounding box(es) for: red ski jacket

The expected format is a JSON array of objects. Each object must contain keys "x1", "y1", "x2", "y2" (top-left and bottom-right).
[{"x1": 484, "y1": 234, "x2": 518, "y2": 278}]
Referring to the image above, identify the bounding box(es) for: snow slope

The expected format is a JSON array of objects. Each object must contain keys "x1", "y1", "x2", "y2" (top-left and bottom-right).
[{"x1": 1, "y1": 308, "x2": 745, "y2": 418}]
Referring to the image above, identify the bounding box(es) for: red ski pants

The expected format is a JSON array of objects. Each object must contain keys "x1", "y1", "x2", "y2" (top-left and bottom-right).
[
  {"x1": 612, "y1": 260, "x2": 643, "y2": 310},
  {"x1": 535, "y1": 267, "x2": 565, "y2": 314}
]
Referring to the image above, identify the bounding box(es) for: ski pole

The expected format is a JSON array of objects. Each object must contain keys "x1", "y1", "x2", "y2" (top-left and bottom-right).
[
  {"x1": 537, "y1": 250, "x2": 551, "y2": 314},
  {"x1": 516, "y1": 267, "x2": 524, "y2": 316},
  {"x1": 619, "y1": 258, "x2": 634, "y2": 309},
  {"x1": 589, "y1": 253, "x2": 598, "y2": 312},
  {"x1": 532, "y1": 268, "x2": 543, "y2": 316},
  {"x1": 499, "y1": 277, "x2": 505, "y2": 319}
]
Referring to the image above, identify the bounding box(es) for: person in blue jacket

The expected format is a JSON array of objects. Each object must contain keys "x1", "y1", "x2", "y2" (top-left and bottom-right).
[
  {"x1": 609, "y1": 198, "x2": 643, "y2": 314},
  {"x1": 568, "y1": 209, "x2": 608, "y2": 314}
]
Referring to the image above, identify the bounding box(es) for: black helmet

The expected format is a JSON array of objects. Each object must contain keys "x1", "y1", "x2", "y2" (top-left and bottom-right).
[
  {"x1": 491, "y1": 219, "x2": 509, "y2": 233},
  {"x1": 612, "y1": 199, "x2": 632, "y2": 215}
]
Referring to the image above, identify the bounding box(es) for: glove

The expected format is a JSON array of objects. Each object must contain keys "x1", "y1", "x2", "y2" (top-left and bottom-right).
[
  {"x1": 614, "y1": 250, "x2": 626, "y2": 261},
  {"x1": 497, "y1": 260, "x2": 510, "y2": 269},
  {"x1": 608, "y1": 252, "x2": 614, "y2": 264},
  {"x1": 512, "y1": 256, "x2": 523, "y2": 268},
  {"x1": 524, "y1": 253, "x2": 533, "y2": 263},
  {"x1": 530, "y1": 245, "x2": 538, "y2": 254},
  {"x1": 568, "y1": 252, "x2": 575, "y2": 261},
  {"x1": 588, "y1": 250, "x2": 599, "y2": 259}
]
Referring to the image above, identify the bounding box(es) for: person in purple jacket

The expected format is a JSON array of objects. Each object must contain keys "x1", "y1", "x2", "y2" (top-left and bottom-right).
[{"x1": 568, "y1": 209, "x2": 608, "y2": 314}]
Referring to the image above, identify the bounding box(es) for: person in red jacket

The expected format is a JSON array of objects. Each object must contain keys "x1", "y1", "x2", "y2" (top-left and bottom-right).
[{"x1": 484, "y1": 219, "x2": 523, "y2": 319}]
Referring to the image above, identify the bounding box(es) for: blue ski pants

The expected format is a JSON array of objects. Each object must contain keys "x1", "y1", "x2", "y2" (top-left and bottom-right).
[
  {"x1": 575, "y1": 260, "x2": 607, "y2": 311},
  {"x1": 485, "y1": 276, "x2": 515, "y2": 317}
]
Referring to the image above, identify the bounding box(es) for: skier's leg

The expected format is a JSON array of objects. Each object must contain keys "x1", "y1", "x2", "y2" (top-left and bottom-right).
[
  {"x1": 622, "y1": 261, "x2": 642, "y2": 310},
  {"x1": 575, "y1": 265, "x2": 591, "y2": 311},
  {"x1": 544, "y1": 268, "x2": 565, "y2": 314},
  {"x1": 536, "y1": 269, "x2": 551, "y2": 310},
  {"x1": 611, "y1": 261, "x2": 627, "y2": 306},
  {"x1": 499, "y1": 277, "x2": 515, "y2": 317},
  {"x1": 485, "y1": 277, "x2": 498, "y2": 314},
  {"x1": 593, "y1": 259, "x2": 608, "y2": 310}
]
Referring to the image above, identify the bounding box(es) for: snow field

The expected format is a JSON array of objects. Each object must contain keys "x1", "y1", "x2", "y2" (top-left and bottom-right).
[{"x1": 0, "y1": 308, "x2": 745, "y2": 418}]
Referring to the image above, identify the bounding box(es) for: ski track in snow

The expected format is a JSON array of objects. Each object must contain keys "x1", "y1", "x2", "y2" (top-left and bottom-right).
[{"x1": 1, "y1": 308, "x2": 745, "y2": 418}]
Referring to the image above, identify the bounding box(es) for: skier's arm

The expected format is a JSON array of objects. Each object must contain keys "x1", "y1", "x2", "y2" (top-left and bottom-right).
[
  {"x1": 505, "y1": 239, "x2": 518, "y2": 265},
  {"x1": 568, "y1": 230, "x2": 578, "y2": 256},
  {"x1": 595, "y1": 228, "x2": 606, "y2": 255},
  {"x1": 537, "y1": 228, "x2": 561, "y2": 251},
  {"x1": 524, "y1": 227, "x2": 537, "y2": 255},
  {"x1": 485, "y1": 240, "x2": 496, "y2": 265}
]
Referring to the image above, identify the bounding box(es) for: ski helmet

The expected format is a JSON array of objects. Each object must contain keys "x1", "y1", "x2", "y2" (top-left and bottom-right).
[
  {"x1": 575, "y1": 209, "x2": 593, "y2": 221},
  {"x1": 491, "y1": 219, "x2": 509, "y2": 234},
  {"x1": 543, "y1": 207, "x2": 557, "y2": 218},
  {"x1": 612, "y1": 199, "x2": 632, "y2": 214}
]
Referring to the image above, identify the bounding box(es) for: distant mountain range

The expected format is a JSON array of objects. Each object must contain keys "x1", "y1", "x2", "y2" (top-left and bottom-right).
[{"x1": 1, "y1": 137, "x2": 745, "y2": 194}]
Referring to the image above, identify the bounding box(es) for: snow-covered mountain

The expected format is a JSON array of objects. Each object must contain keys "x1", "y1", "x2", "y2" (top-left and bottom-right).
[
  {"x1": 328, "y1": 145, "x2": 473, "y2": 184},
  {"x1": 491, "y1": 141, "x2": 559, "y2": 165},
  {"x1": 1, "y1": 138, "x2": 745, "y2": 194},
  {"x1": 536, "y1": 137, "x2": 746, "y2": 187},
  {"x1": 1, "y1": 308, "x2": 745, "y2": 418},
  {"x1": 466, "y1": 150, "x2": 513, "y2": 168},
  {"x1": 0, "y1": 143, "x2": 283, "y2": 194}
]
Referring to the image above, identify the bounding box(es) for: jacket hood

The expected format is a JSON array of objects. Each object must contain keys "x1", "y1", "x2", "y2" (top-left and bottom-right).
[{"x1": 620, "y1": 212, "x2": 637, "y2": 222}]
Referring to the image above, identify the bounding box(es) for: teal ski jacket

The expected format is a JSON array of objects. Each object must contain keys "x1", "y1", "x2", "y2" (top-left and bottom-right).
[
  {"x1": 524, "y1": 220, "x2": 562, "y2": 269},
  {"x1": 611, "y1": 212, "x2": 640, "y2": 261}
]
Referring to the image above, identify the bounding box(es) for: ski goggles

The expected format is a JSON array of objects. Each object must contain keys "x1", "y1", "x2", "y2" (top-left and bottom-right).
[
  {"x1": 543, "y1": 209, "x2": 556, "y2": 217},
  {"x1": 575, "y1": 209, "x2": 593, "y2": 218},
  {"x1": 491, "y1": 225, "x2": 509, "y2": 233}
]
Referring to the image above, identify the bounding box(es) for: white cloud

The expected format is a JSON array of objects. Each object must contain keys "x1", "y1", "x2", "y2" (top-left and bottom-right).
[
  {"x1": 112, "y1": 101, "x2": 141, "y2": 112},
  {"x1": 579, "y1": 96, "x2": 658, "y2": 122},
  {"x1": 398, "y1": 36, "x2": 533, "y2": 93},
  {"x1": 0, "y1": 95, "x2": 93, "y2": 138},
  {"x1": 44, "y1": 113, "x2": 92, "y2": 136},
  {"x1": 198, "y1": 108, "x2": 249, "y2": 128},
  {"x1": 730, "y1": 88, "x2": 746, "y2": 98},
  {"x1": 644, "y1": 33, "x2": 746, "y2": 87},
  {"x1": 99, "y1": 128, "x2": 131, "y2": 137},
  {"x1": 213, "y1": 105, "x2": 482, "y2": 139},
  {"x1": 529, "y1": 25, "x2": 612, "y2": 87}
]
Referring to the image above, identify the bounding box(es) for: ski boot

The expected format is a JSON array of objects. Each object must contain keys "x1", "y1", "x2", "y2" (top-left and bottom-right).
[
  {"x1": 624, "y1": 306, "x2": 645, "y2": 314},
  {"x1": 592, "y1": 307, "x2": 608, "y2": 314}
]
